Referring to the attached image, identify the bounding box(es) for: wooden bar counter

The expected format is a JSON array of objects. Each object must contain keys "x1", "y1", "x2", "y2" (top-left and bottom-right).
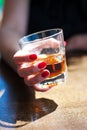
[{"x1": 0, "y1": 53, "x2": 87, "y2": 130}]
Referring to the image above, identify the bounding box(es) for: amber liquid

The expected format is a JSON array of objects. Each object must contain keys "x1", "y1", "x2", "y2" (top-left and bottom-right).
[{"x1": 38, "y1": 53, "x2": 66, "y2": 79}]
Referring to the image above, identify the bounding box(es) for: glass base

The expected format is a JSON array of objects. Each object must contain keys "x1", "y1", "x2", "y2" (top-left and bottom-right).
[{"x1": 37, "y1": 71, "x2": 67, "y2": 89}]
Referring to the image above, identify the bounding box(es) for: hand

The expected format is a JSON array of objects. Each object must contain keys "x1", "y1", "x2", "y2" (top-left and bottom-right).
[{"x1": 13, "y1": 50, "x2": 50, "y2": 92}]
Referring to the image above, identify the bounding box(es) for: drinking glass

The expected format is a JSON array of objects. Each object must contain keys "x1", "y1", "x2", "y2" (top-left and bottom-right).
[{"x1": 19, "y1": 28, "x2": 67, "y2": 88}]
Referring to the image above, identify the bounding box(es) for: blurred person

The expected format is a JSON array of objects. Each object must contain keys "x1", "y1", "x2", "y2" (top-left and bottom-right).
[{"x1": 0, "y1": 0, "x2": 87, "y2": 91}]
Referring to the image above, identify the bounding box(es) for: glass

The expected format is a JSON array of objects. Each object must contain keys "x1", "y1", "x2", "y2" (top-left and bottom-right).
[{"x1": 19, "y1": 28, "x2": 67, "y2": 88}]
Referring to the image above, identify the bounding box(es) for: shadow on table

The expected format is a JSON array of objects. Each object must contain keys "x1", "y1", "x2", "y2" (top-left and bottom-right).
[
  {"x1": 0, "y1": 98, "x2": 58, "y2": 128},
  {"x1": 0, "y1": 59, "x2": 58, "y2": 128}
]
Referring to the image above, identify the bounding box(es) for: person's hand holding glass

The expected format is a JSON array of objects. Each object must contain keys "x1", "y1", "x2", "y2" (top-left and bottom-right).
[{"x1": 13, "y1": 29, "x2": 67, "y2": 92}]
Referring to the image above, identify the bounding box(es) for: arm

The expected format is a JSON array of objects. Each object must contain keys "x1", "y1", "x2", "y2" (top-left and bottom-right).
[
  {"x1": 0, "y1": 0, "x2": 30, "y2": 71},
  {"x1": 0, "y1": 0, "x2": 50, "y2": 92}
]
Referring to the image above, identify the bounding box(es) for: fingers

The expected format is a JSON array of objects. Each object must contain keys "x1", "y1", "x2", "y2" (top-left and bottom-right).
[
  {"x1": 13, "y1": 50, "x2": 37, "y2": 64},
  {"x1": 24, "y1": 69, "x2": 50, "y2": 92},
  {"x1": 41, "y1": 38, "x2": 61, "y2": 48},
  {"x1": 13, "y1": 50, "x2": 51, "y2": 92},
  {"x1": 64, "y1": 41, "x2": 67, "y2": 46},
  {"x1": 17, "y1": 61, "x2": 47, "y2": 77}
]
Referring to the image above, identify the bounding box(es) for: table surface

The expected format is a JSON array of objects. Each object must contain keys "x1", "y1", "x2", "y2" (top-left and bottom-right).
[{"x1": 0, "y1": 53, "x2": 87, "y2": 130}]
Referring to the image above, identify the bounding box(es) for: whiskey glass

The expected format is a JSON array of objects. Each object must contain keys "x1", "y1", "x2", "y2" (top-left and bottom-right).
[{"x1": 19, "y1": 28, "x2": 67, "y2": 88}]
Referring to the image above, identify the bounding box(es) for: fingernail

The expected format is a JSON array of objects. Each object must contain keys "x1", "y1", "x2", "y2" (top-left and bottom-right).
[
  {"x1": 29, "y1": 54, "x2": 37, "y2": 60},
  {"x1": 38, "y1": 62, "x2": 47, "y2": 69},
  {"x1": 41, "y1": 70, "x2": 50, "y2": 78}
]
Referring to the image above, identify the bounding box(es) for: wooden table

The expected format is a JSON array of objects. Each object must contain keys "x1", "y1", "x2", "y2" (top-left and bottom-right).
[{"x1": 0, "y1": 53, "x2": 87, "y2": 130}]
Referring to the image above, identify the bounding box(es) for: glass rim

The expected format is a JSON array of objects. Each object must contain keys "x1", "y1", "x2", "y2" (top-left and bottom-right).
[{"x1": 19, "y1": 28, "x2": 63, "y2": 46}]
